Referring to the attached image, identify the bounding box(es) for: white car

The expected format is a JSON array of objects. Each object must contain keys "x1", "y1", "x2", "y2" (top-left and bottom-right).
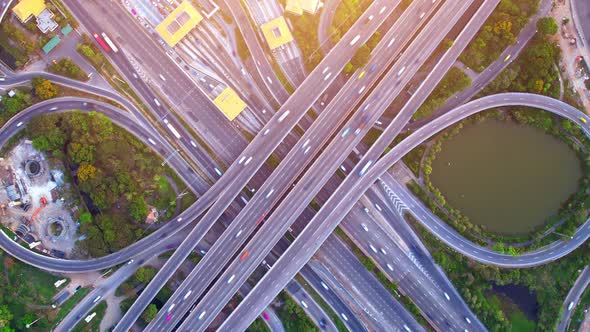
[
  {"x1": 321, "y1": 282, "x2": 329, "y2": 290},
  {"x1": 16, "y1": 122, "x2": 23, "y2": 127},
  {"x1": 361, "y1": 223, "x2": 368, "y2": 232},
  {"x1": 380, "y1": 248, "x2": 387, "y2": 255},
  {"x1": 369, "y1": 244, "x2": 378, "y2": 254}
]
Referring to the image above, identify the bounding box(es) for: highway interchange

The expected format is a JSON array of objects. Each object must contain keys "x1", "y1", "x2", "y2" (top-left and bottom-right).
[{"x1": 1, "y1": 0, "x2": 590, "y2": 331}]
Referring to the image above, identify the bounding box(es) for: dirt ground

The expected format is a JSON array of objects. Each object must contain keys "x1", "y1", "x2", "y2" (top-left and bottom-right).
[{"x1": 551, "y1": 1, "x2": 590, "y2": 113}]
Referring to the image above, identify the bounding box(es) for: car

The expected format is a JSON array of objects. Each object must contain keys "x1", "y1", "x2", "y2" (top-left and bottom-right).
[
  {"x1": 92, "y1": 296, "x2": 101, "y2": 303},
  {"x1": 504, "y1": 54, "x2": 511, "y2": 62},
  {"x1": 138, "y1": 259, "x2": 145, "y2": 264},
  {"x1": 375, "y1": 203, "x2": 382, "y2": 211},
  {"x1": 354, "y1": 128, "x2": 361, "y2": 135},
  {"x1": 366, "y1": 15, "x2": 374, "y2": 22},
  {"x1": 214, "y1": 168, "x2": 223, "y2": 176},
  {"x1": 16, "y1": 122, "x2": 23, "y2": 127},
  {"x1": 319, "y1": 319, "x2": 326, "y2": 328},
  {"x1": 127, "y1": 259, "x2": 134, "y2": 265},
  {"x1": 227, "y1": 274, "x2": 236, "y2": 284},
  {"x1": 580, "y1": 117, "x2": 587, "y2": 124},
  {"x1": 51, "y1": 303, "x2": 57, "y2": 308},
  {"x1": 444, "y1": 292, "x2": 450, "y2": 301},
  {"x1": 263, "y1": 128, "x2": 270, "y2": 136},
  {"x1": 363, "y1": 207, "x2": 369, "y2": 214},
  {"x1": 386, "y1": 264, "x2": 394, "y2": 271},
  {"x1": 341, "y1": 127, "x2": 350, "y2": 138},
  {"x1": 198, "y1": 310, "x2": 207, "y2": 320},
  {"x1": 464, "y1": 316, "x2": 472, "y2": 324},
  {"x1": 341, "y1": 313, "x2": 349, "y2": 321},
  {"x1": 568, "y1": 301, "x2": 574, "y2": 310},
  {"x1": 240, "y1": 250, "x2": 250, "y2": 261},
  {"x1": 369, "y1": 244, "x2": 378, "y2": 253},
  {"x1": 262, "y1": 312, "x2": 270, "y2": 320},
  {"x1": 380, "y1": 248, "x2": 387, "y2": 255},
  {"x1": 361, "y1": 223, "x2": 368, "y2": 232},
  {"x1": 370, "y1": 64, "x2": 378, "y2": 73},
  {"x1": 300, "y1": 300, "x2": 308, "y2": 308},
  {"x1": 183, "y1": 290, "x2": 192, "y2": 300},
  {"x1": 190, "y1": 140, "x2": 197, "y2": 148},
  {"x1": 403, "y1": 324, "x2": 411, "y2": 332},
  {"x1": 164, "y1": 313, "x2": 172, "y2": 322},
  {"x1": 199, "y1": 250, "x2": 206, "y2": 255},
  {"x1": 357, "y1": 71, "x2": 366, "y2": 79},
  {"x1": 321, "y1": 281, "x2": 329, "y2": 290},
  {"x1": 235, "y1": 230, "x2": 243, "y2": 238},
  {"x1": 74, "y1": 285, "x2": 82, "y2": 291},
  {"x1": 177, "y1": 217, "x2": 183, "y2": 222},
  {"x1": 167, "y1": 303, "x2": 175, "y2": 312}
]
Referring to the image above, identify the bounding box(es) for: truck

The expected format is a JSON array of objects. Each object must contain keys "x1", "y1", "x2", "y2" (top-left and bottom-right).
[
  {"x1": 93, "y1": 33, "x2": 110, "y2": 52},
  {"x1": 101, "y1": 33, "x2": 118, "y2": 53}
]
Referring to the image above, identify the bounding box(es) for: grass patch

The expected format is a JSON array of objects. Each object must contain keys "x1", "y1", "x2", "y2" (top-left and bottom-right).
[{"x1": 53, "y1": 288, "x2": 90, "y2": 323}]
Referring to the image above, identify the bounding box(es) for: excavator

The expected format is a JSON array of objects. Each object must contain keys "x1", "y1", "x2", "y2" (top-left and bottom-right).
[{"x1": 30, "y1": 197, "x2": 47, "y2": 221}]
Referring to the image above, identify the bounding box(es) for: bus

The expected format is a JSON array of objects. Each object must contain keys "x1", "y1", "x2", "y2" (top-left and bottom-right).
[
  {"x1": 101, "y1": 33, "x2": 119, "y2": 53},
  {"x1": 93, "y1": 33, "x2": 110, "y2": 52}
]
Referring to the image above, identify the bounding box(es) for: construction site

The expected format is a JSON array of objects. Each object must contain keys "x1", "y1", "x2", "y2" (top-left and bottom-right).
[{"x1": 0, "y1": 140, "x2": 77, "y2": 258}]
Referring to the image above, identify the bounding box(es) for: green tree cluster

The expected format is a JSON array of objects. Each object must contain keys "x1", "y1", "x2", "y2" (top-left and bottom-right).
[
  {"x1": 459, "y1": 0, "x2": 540, "y2": 71},
  {"x1": 141, "y1": 304, "x2": 158, "y2": 323},
  {"x1": 76, "y1": 35, "x2": 106, "y2": 68},
  {"x1": 48, "y1": 58, "x2": 89, "y2": 81},
  {"x1": 27, "y1": 111, "x2": 177, "y2": 257},
  {"x1": 276, "y1": 292, "x2": 318, "y2": 332},
  {"x1": 286, "y1": 12, "x2": 323, "y2": 71},
  {"x1": 31, "y1": 77, "x2": 59, "y2": 100},
  {"x1": 536, "y1": 17, "x2": 558, "y2": 35},
  {"x1": 483, "y1": 35, "x2": 560, "y2": 98}
]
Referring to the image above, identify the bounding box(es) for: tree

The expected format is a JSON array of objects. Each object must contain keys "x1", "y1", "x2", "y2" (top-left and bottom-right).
[
  {"x1": 142, "y1": 304, "x2": 158, "y2": 323},
  {"x1": 79, "y1": 211, "x2": 92, "y2": 224},
  {"x1": 130, "y1": 196, "x2": 148, "y2": 221},
  {"x1": 77, "y1": 163, "x2": 97, "y2": 182},
  {"x1": 537, "y1": 17, "x2": 558, "y2": 35},
  {"x1": 350, "y1": 44, "x2": 371, "y2": 68},
  {"x1": 0, "y1": 305, "x2": 13, "y2": 328},
  {"x1": 31, "y1": 77, "x2": 58, "y2": 100}
]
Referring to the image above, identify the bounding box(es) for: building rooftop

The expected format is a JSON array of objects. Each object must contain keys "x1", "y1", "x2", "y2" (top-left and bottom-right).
[
  {"x1": 213, "y1": 87, "x2": 246, "y2": 121},
  {"x1": 12, "y1": 0, "x2": 46, "y2": 23},
  {"x1": 155, "y1": 0, "x2": 203, "y2": 47},
  {"x1": 285, "y1": 0, "x2": 321, "y2": 15},
  {"x1": 260, "y1": 16, "x2": 293, "y2": 50},
  {"x1": 42, "y1": 35, "x2": 61, "y2": 54}
]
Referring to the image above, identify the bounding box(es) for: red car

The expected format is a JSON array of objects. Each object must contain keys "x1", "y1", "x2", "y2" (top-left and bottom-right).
[
  {"x1": 262, "y1": 312, "x2": 270, "y2": 320},
  {"x1": 240, "y1": 250, "x2": 250, "y2": 261},
  {"x1": 164, "y1": 313, "x2": 172, "y2": 322}
]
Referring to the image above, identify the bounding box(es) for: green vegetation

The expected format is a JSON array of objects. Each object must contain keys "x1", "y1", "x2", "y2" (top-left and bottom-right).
[
  {"x1": 509, "y1": 311, "x2": 536, "y2": 332},
  {"x1": 0, "y1": 23, "x2": 32, "y2": 69},
  {"x1": 48, "y1": 58, "x2": 89, "y2": 81},
  {"x1": 482, "y1": 35, "x2": 560, "y2": 98},
  {"x1": 401, "y1": 144, "x2": 427, "y2": 177},
  {"x1": 32, "y1": 77, "x2": 59, "y2": 100},
  {"x1": 0, "y1": 87, "x2": 33, "y2": 119},
  {"x1": 285, "y1": 12, "x2": 322, "y2": 71},
  {"x1": 275, "y1": 292, "x2": 318, "y2": 332},
  {"x1": 0, "y1": 249, "x2": 66, "y2": 331},
  {"x1": 569, "y1": 285, "x2": 590, "y2": 331},
  {"x1": 407, "y1": 213, "x2": 590, "y2": 331},
  {"x1": 536, "y1": 17, "x2": 558, "y2": 35},
  {"x1": 331, "y1": 0, "x2": 371, "y2": 44},
  {"x1": 247, "y1": 318, "x2": 270, "y2": 332},
  {"x1": 141, "y1": 304, "x2": 158, "y2": 323},
  {"x1": 27, "y1": 112, "x2": 187, "y2": 257},
  {"x1": 459, "y1": 0, "x2": 539, "y2": 72},
  {"x1": 412, "y1": 67, "x2": 471, "y2": 120}
]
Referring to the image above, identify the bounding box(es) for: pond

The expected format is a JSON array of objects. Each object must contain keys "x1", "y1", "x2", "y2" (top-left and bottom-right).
[{"x1": 430, "y1": 118, "x2": 582, "y2": 235}]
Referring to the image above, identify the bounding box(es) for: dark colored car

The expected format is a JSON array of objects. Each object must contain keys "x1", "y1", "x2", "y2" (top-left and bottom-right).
[{"x1": 319, "y1": 319, "x2": 326, "y2": 329}]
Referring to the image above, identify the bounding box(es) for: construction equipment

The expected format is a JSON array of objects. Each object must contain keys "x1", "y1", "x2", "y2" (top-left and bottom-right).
[{"x1": 30, "y1": 197, "x2": 47, "y2": 221}]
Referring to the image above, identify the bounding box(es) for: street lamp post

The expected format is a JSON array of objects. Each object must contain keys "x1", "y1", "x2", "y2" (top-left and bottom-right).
[
  {"x1": 26, "y1": 317, "x2": 41, "y2": 328},
  {"x1": 554, "y1": 231, "x2": 573, "y2": 240}
]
